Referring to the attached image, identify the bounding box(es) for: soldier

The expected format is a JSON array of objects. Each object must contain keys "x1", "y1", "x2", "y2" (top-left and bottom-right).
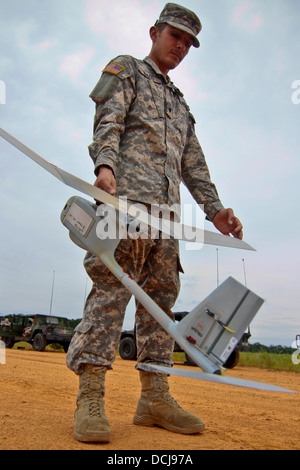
[{"x1": 66, "y1": 3, "x2": 243, "y2": 443}]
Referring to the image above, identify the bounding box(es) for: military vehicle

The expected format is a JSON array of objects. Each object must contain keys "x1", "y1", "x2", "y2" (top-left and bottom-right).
[{"x1": 0, "y1": 314, "x2": 74, "y2": 352}]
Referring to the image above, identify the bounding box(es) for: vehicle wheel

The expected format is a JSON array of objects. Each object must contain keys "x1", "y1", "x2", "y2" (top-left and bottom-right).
[
  {"x1": 224, "y1": 349, "x2": 240, "y2": 369},
  {"x1": 119, "y1": 337, "x2": 137, "y2": 360},
  {"x1": 33, "y1": 333, "x2": 47, "y2": 352}
]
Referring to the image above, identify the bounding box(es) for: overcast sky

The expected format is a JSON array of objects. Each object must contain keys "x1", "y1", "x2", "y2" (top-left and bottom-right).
[{"x1": 0, "y1": 0, "x2": 299, "y2": 347}]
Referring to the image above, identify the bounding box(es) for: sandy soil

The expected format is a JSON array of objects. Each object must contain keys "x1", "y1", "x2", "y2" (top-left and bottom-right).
[{"x1": 0, "y1": 348, "x2": 299, "y2": 451}]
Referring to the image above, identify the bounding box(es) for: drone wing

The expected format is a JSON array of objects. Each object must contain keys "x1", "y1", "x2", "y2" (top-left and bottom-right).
[
  {"x1": 0, "y1": 127, "x2": 254, "y2": 251},
  {"x1": 137, "y1": 363, "x2": 297, "y2": 394}
]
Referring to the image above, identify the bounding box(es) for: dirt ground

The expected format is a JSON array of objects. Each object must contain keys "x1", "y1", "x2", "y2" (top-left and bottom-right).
[{"x1": 0, "y1": 348, "x2": 299, "y2": 451}]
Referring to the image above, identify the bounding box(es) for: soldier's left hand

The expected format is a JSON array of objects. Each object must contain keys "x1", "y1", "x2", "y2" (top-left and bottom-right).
[{"x1": 212, "y1": 208, "x2": 243, "y2": 240}]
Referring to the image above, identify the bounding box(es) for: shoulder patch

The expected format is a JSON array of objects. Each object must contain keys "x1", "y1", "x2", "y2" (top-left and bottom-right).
[{"x1": 104, "y1": 62, "x2": 125, "y2": 75}]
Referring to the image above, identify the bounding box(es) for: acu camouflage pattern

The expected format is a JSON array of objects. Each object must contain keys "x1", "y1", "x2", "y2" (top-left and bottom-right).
[
  {"x1": 66, "y1": 236, "x2": 181, "y2": 375},
  {"x1": 88, "y1": 55, "x2": 224, "y2": 222}
]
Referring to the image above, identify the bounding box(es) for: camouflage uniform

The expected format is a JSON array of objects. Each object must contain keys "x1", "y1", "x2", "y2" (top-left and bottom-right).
[
  {"x1": 88, "y1": 55, "x2": 223, "y2": 221},
  {"x1": 66, "y1": 54, "x2": 224, "y2": 375}
]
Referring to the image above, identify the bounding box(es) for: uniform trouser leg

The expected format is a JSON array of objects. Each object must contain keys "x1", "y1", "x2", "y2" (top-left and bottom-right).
[
  {"x1": 66, "y1": 243, "x2": 133, "y2": 375},
  {"x1": 135, "y1": 237, "x2": 181, "y2": 366},
  {"x1": 66, "y1": 237, "x2": 181, "y2": 374},
  {"x1": 131, "y1": 238, "x2": 205, "y2": 434}
]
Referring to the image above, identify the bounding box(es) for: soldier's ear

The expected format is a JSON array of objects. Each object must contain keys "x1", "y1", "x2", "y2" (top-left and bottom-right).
[{"x1": 149, "y1": 26, "x2": 159, "y2": 43}]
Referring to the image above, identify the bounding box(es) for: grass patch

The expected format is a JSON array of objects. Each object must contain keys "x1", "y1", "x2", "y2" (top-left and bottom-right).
[
  {"x1": 172, "y1": 351, "x2": 300, "y2": 373},
  {"x1": 11, "y1": 341, "x2": 65, "y2": 352},
  {"x1": 12, "y1": 341, "x2": 32, "y2": 350},
  {"x1": 172, "y1": 352, "x2": 186, "y2": 362},
  {"x1": 239, "y1": 352, "x2": 299, "y2": 373}
]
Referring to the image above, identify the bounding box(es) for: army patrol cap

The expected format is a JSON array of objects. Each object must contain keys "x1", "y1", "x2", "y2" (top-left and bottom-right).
[{"x1": 155, "y1": 3, "x2": 202, "y2": 48}]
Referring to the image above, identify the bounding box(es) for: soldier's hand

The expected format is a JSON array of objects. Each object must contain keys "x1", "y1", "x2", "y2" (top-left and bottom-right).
[
  {"x1": 94, "y1": 165, "x2": 116, "y2": 196},
  {"x1": 212, "y1": 208, "x2": 243, "y2": 240}
]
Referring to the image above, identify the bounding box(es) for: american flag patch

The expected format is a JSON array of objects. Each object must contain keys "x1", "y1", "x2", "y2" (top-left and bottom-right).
[{"x1": 104, "y1": 62, "x2": 125, "y2": 75}]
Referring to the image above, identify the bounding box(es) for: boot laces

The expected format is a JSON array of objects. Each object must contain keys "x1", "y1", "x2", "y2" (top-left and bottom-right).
[
  {"x1": 80, "y1": 367, "x2": 106, "y2": 418},
  {"x1": 87, "y1": 396, "x2": 104, "y2": 418},
  {"x1": 154, "y1": 374, "x2": 183, "y2": 410}
]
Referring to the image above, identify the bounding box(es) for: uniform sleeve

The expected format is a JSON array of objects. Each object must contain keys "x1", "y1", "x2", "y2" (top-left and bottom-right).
[
  {"x1": 88, "y1": 56, "x2": 136, "y2": 176},
  {"x1": 181, "y1": 115, "x2": 224, "y2": 221}
]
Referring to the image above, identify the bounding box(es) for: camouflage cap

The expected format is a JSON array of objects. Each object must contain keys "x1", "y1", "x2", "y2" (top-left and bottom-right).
[{"x1": 155, "y1": 3, "x2": 202, "y2": 48}]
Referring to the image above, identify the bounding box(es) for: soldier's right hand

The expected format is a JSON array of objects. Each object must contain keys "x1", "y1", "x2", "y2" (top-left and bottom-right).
[{"x1": 94, "y1": 165, "x2": 117, "y2": 197}]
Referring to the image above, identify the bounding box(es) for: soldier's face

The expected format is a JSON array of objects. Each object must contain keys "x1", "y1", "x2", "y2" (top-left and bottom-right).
[{"x1": 150, "y1": 25, "x2": 193, "y2": 75}]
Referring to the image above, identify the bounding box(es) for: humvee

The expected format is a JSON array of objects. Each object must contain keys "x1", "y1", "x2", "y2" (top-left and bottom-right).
[{"x1": 0, "y1": 314, "x2": 74, "y2": 352}]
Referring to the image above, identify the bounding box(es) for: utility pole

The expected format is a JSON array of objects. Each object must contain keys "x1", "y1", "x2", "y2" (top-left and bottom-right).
[
  {"x1": 242, "y1": 259, "x2": 250, "y2": 336},
  {"x1": 49, "y1": 270, "x2": 55, "y2": 316},
  {"x1": 83, "y1": 277, "x2": 88, "y2": 310},
  {"x1": 242, "y1": 259, "x2": 247, "y2": 287},
  {"x1": 216, "y1": 248, "x2": 219, "y2": 287}
]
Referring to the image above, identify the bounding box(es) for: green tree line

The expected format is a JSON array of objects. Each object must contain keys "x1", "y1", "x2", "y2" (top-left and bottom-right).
[{"x1": 248, "y1": 342, "x2": 297, "y2": 354}]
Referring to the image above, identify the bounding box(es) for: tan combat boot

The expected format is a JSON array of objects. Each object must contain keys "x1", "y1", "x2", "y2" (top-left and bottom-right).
[
  {"x1": 133, "y1": 370, "x2": 205, "y2": 435},
  {"x1": 73, "y1": 365, "x2": 110, "y2": 443}
]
